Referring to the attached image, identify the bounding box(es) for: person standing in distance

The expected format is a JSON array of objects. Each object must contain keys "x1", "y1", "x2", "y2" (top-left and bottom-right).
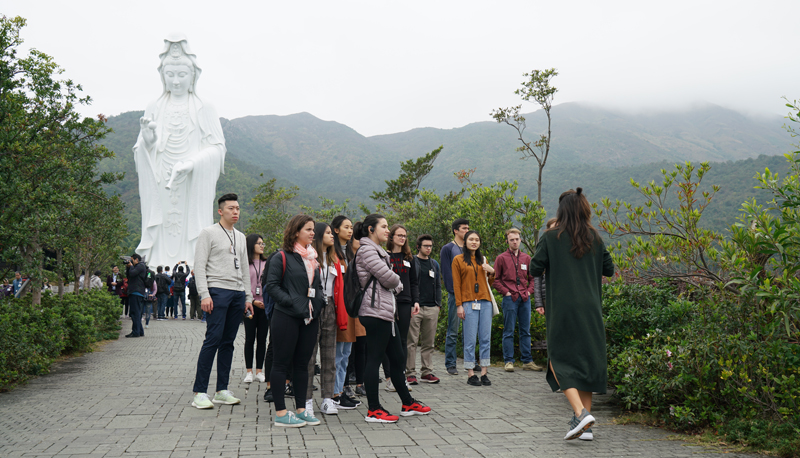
[
  {"x1": 406, "y1": 234, "x2": 442, "y2": 384},
  {"x1": 440, "y1": 218, "x2": 469, "y2": 375},
  {"x1": 125, "y1": 255, "x2": 147, "y2": 338},
  {"x1": 493, "y1": 228, "x2": 544, "y2": 372},
  {"x1": 191, "y1": 193, "x2": 254, "y2": 409}
]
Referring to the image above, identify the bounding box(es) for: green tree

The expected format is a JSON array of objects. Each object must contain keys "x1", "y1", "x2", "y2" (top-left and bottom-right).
[
  {"x1": 371, "y1": 146, "x2": 443, "y2": 205},
  {"x1": 300, "y1": 197, "x2": 351, "y2": 224},
  {"x1": 491, "y1": 69, "x2": 558, "y2": 243},
  {"x1": 0, "y1": 16, "x2": 123, "y2": 304},
  {"x1": 247, "y1": 178, "x2": 298, "y2": 251}
]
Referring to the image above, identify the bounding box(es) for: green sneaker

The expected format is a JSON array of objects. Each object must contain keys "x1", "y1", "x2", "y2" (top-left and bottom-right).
[
  {"x1": 191, "y1": 392, "x2": 214, "y2": 409},
  {"x1": 274, "y1": 411, "x2": 306, "y2": 428},
  {"x1": 212, "y1": 390, "x2": 241, "y2": 405},
  {"x1": 296, "y1": 409, "x2": 321, "y2": 426}
]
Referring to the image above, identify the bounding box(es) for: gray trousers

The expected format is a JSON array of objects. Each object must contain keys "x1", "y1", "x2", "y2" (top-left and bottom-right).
[{"x1": 307, "y1": 297, "x2": 337, "y2": 399}]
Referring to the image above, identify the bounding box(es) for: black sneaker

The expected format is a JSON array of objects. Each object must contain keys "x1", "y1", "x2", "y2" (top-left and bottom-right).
[
  {"x1": 467, "y1": 375, "x2": 481, "y2": 386},
  {"x1": 481, "y1": 374, "x2": 492, "y2": 386},
  {"x1": 446, "y1": 367, "x2": 458, "y2": 375},
  {"x1": 284, "y1": 382, "x2": 293, "y2": 397},
  {"x1": 355, "y1": 385, "x2": 367, "y2": 396},
  {"x1": 263, "y1": 388, "x2": 273, "y2": 402},
  {"x1": 348, "y1": 373, "x2": 356, "y2": 384},
  {"x1": 334, "y1": 395, "x2": 358, "y2": 410},
  {"x1": 343, "y1": 392, "x2": 361, "y2": 407},
  {"x1": 343, "y1": 385, "x2": 356, "y2": 398},
  {"x1": 473, "y1": 364, "x2": 481, "y2": 372}
]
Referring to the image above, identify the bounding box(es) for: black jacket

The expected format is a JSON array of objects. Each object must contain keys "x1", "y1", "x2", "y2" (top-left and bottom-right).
[
  {"x1": 173, "y1": 272, "x2": 187, "y2": 292},
  {"x1": 414, "y1": 256, "x2": 442, "y2": 307},
  {"x1": 155, "y1": 273, "x2": 171, "y2": 294},
  {"x1": 265, "y1": 250, "x2": 325, "y2": 320},
  {"x1": 126, "y1": 262, "x2": 147, "y2": 296}
]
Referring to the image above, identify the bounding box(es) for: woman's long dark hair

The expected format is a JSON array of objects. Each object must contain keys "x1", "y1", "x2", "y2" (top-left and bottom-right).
[
  {"x1": 246, "y1": 234, "x2": 266, "y2": 264},
  {"x1": 312, "y1": 222, "x2": 338, "y2": 266},
  {"x1": 346, "y1": 221, "x2": 362, "y2": 263},
  {"x1": 387, "y1": 224, "x2": 413, "y2": 261},
  {"x1": 548, "y1": 187, "x2": 598, "y2": 259},
  {"x1": 283, "y1": 214, "x2": 315, "y2": 252},
  {"x1": 331, "y1": 215, "x2": 351, "y2": 265},
  {"x1": 461, "y1": 230, "x2": 484, "y2": 266}
]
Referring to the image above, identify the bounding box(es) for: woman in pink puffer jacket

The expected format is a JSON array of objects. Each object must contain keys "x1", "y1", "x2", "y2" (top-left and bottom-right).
[{"x1": 353, "y1": 214, "x2": 431, "y2": 423}]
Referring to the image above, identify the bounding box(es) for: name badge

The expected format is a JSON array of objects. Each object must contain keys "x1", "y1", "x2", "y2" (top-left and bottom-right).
[
  {"x1": 471, "y1": 301, "x2": 481, "y2": 311},
  {"x1": 234, "y1": 258, "x2": 240, "y2": 270},
  {"x1": 307, "y1": 288, "x2": 316, "y2": 298},
  {"x1": 429, "y1": 269, "x2": 435, "y2": 278},
  {"x1": 255, "y1": 287, "x2": 260, "y2": 295},
  {"x1": 329, "y1": 266, "x2": 338, "y2": 276},
  {"x1": 341, "y1": 265, "x2": 346, "y2": 274},
  {"x1": 403, "y1": 260, "x2": 411, "y2": 267},
  {"x1": 521, "y1": 264, "x2": 527, "y2": 271}
]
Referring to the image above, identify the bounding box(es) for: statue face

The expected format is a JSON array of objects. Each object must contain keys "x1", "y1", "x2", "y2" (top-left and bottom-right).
[{"x1": 162, "y1": 64, "x2": 193, "y2": 96}]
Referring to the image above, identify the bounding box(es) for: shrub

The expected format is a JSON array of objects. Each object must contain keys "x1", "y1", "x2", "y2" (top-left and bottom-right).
[{"x1": 0, "y1": 290, "x2": 122, "y2": 391}]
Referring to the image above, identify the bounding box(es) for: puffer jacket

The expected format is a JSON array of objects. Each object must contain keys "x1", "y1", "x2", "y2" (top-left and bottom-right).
[{"x1": 355, "y1": 237, "x2": 402, "y2": 322}]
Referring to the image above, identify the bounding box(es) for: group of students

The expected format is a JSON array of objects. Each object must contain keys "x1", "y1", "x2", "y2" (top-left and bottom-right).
[{"x1": 187, "y1": 189, "x2": 614, "y2": 441}]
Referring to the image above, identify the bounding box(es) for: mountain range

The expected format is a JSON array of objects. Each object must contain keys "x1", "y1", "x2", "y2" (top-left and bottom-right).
[{"x1": 98, "y1": 102, "x2": 794, "y2": 249}]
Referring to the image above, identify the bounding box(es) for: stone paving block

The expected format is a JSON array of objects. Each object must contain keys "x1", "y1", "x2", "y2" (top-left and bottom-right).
[
  {"x1": 127, "y1": 433, "x2": 181, "y2": 452},
  {"x1": 106, "y1": 414, "x2": 152, "y2": 429}
]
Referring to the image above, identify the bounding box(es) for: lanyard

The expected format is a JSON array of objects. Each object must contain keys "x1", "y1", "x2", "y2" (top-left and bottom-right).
[
  {"x1": 510, "y1": 250, "x2": 521, "y2": 287},
  {"x1": 253, "y1": 259, "x2": 262, "y2": 283},
  {"x1": 219, "y1": 223, "x2": 235, "y2": 255}
]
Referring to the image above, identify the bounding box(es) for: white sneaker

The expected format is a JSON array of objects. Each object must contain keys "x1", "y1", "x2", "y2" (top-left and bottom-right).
[
  {"x1": 243, "y1": 372, "x2": 254, "y2": 383},
  {"x1": 320, "y1": 398, "x2": 339, "y2": 415},
  {"x1": 406, "y1": 381, "x2": 413, "y2": 392},
  {"x1": 304, "y1": 399, "x2": 314, "y2": 418},
  {"x1": 385, "y1": 379, "x2": 396, "y2": 392},
  {"x1": 255, "y1": 372, "x2": 266, "y2": 383}
]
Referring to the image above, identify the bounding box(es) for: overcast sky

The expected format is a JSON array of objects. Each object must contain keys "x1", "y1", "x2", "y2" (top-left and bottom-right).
[{"x1": 7, "y1": 1, "x2": 799, "y2": 136}]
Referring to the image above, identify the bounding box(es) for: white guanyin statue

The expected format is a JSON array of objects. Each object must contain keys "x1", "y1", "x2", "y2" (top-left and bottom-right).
[{"x1": 133, "y1": 33, "x2": 226, "y2": 268}]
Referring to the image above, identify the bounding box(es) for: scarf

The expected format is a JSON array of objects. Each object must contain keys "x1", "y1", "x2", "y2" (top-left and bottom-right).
[{"x1": 294, "y1": 243, "x2": 319, "y2": 321}]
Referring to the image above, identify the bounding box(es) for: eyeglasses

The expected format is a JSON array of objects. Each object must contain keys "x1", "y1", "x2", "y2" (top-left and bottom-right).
[
  {"x1": 257, "y1": 243, "x2": 266, "y2": 247},
  {"x1": 394, "y1": 234, "x2": 407, "y2": 239},
  {"x1": 421, "y1": 245, "x2": 433, "y2": 249}
]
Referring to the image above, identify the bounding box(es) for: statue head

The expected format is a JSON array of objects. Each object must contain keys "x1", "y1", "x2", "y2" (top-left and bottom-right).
[{"x1": 157, "y1": 33, "x2": 202, "y2": 96}]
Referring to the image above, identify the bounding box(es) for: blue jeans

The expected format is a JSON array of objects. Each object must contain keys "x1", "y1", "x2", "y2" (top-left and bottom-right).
[
  {"x1": 444, "y1": 292, "x2": 460, "y2": 368},
  {"x1": 174, "y1": 290, "x2": 186, "y2": 317},
  {"x1": 462, "y1": 299, "x2": 492, "y2": 369},
  {"x1": 157, "y1": 293, "x2": 168, "y2": 318},
  {"x1": 502, "y1": 296, "x2": 533, "y2": 363},
  {"x1": 192, "y1": 288, "x2": 245, "y2": 393},
  {"x1": 334, "y1": 341, "x2": 353, "y2": 395}
]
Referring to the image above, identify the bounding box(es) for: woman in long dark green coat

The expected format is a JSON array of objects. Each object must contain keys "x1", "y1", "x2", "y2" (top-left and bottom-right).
[{"x1": 530, "y1": 187, "x2": 614, "y2": 441}]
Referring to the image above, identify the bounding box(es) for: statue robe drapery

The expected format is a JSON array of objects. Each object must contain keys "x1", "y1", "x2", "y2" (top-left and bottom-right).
[{"x1": 133, "y1": 92, "x2": 226, "y2": 268}]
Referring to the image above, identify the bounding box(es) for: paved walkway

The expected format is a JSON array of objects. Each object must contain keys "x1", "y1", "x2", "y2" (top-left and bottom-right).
[{"x1": 0, "y1": 318, "x2": 758, "y2": 457}]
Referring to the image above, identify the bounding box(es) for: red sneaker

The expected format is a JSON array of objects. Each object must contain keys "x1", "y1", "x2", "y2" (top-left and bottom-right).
[
  {"x1": 400, "y1": 400, "x2": 431, "y2": 416},
  {"x1": 420, "y1": 374, "x2": 440, "y2": 384},
  {"x1": 365, "y1": 407, "x2": 399, "y2": 423},
  {"x1": 407, "y1": 376, "x2": 418, "y2": 385}
]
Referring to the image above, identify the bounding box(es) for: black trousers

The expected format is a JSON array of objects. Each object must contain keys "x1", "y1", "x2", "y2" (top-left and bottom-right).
[
  {"x1": 360, "y1": 316, "x2": 413, "y2": 411},
  {"x1": 346, "y1": 335, "x2": 366, "y2": 386},
  {"x1": 382, "y1": 301, "x2": 412, "y2": 378},
  {"x1": 269, "y1": 309, "x2": 318, "y2": 411},
  {"x1": 243, "y1": 307, "x2": 269, "y2": 370}
]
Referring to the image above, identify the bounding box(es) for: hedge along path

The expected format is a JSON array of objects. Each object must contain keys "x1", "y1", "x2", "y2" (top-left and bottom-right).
[{"x1": 0, "y1": 318, "x2": 760, "y2": 457}]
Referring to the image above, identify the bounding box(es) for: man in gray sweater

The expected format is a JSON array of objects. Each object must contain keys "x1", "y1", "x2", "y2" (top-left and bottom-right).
[{"x1": 191, "y1": 193, "x2": 254, "y2": 409}]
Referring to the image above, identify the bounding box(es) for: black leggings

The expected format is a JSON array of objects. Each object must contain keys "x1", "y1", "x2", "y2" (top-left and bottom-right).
[
  {"x1": 269, "y1": 309, "x2": 318, "y2": 411},
  {"x1": 360, "y1": 316, "x2": 413, "y2": 411},
  {"x1": 243, "y1": 308, "x2": 269, "y2": 370},
  {"x1": 346, "y1": 335, "x2": 366, "y2": 386},
  {"x1": 382, "y1": 301, "x2": 412, "y2": 378}
]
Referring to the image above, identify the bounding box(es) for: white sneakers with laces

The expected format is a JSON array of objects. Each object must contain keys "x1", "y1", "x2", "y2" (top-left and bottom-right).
[
  {"x1": 255, "y1": 372, "x2": 266, "y2": 383},
  {"x1": 243, "y1": 372, "x2": 254, "y2": 383},
  {"x1": 320, "y1": 398, "x2": 339, "y2": 415}
]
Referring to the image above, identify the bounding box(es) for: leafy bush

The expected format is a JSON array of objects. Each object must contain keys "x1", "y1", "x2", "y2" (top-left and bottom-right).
[{"x1": 0, "y1": 290, "x2": 122, "y2": 391}]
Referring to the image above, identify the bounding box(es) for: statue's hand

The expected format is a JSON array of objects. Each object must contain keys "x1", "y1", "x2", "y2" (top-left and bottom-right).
[
  {"x1": 139, "y1": 116, "x2": 157, "y2": 149},
  {"x1": 165, "y1": 161, "x2": 194, "y2": 190}
]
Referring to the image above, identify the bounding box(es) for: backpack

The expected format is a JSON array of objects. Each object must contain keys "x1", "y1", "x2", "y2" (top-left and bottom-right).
[
  {"x1": 144, "y1": 268, "x2": 155, "y2": 290},
  {"x1": 260, "y1": 250, "x2": 286, "y2": 319},
  {"x1": 343, "y1": 251, "x2": 377, "y2": 318},
  {"x1": 188, "y1": 276, "x2": 197, "y2": 297}
]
